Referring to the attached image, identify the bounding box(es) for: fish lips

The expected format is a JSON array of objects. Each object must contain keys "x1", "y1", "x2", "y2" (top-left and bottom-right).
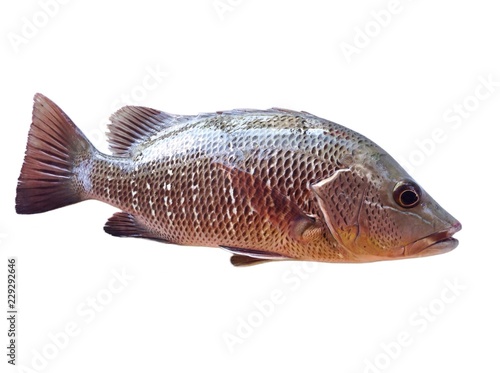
[{"x1": 402, "y1": 221, "x2": 462, "y2": 258}]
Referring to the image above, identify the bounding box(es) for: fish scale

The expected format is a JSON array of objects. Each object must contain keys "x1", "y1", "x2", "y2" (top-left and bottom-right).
[
  {"x1": 15, "y1": 94, "x2": 461, "y2": 266},
  {"x1": 92, "y1": 111, "x2": 346, "y2": 251}
]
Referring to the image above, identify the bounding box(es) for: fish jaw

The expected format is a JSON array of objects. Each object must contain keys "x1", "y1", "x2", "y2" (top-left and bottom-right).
[
  {"x1": 338, "y1": 219, "x2": 462, "y2": 263},
  {"x1": 362, "y1": 220, "x2": 462, "y2": 261},
  {"x1": 401, "y1": 220, "x2": 462, "y2": 258}
]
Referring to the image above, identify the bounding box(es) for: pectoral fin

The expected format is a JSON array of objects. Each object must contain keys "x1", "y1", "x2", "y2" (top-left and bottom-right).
[{"x1": 216, "y1": 163, "x2": 324, "y2": 244}]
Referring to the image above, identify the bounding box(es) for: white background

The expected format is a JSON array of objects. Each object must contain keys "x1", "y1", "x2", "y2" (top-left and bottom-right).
[{"x1": 1, "y1": 1, "x2": 499, "y2": 372}]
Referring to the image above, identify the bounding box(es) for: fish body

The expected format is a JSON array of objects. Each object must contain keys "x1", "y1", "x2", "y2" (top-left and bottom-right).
[{"x1": 16, "y1": 94, "x2": 461, "y2": 265}]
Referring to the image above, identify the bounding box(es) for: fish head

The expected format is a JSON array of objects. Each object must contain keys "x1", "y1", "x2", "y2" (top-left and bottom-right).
[{"x1": 311, "y1": 150, "x2": 461, "y2": 262}]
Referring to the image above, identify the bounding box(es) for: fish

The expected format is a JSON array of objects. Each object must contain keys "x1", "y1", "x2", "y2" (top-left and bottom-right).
[{"x1": 15, "y1": 94, "x2": 461, "y2": 266}]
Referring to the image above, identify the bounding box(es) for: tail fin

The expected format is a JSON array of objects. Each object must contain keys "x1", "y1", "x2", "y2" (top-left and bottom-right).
[{"x1": 16, "y1": 93, "x2": 93, "y2": 214}]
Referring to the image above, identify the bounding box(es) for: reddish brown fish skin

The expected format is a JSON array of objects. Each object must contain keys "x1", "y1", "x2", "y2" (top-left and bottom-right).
[
  {"x1": 16, "y1": 94, "x2": 461, "y2": 265},
  {"x1": 79, "y1": 108, "x2": 355, "y2": 262}
]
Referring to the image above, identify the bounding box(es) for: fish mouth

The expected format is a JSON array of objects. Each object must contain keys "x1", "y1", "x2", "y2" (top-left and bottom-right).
[{"x1": 403, "y1": 221, "x2": 462, "y2": 257}]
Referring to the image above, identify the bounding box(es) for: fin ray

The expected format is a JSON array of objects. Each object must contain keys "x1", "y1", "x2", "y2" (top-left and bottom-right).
[
  {"x1": 230, "y1": 255, "x2": 273, "y2": 267},
  {"x1": 107, "y1": 106, "x2": 174, "y2": 156},
  {"x1": 104, "y1": 212, "x2": 170, "y2": 243},
  {"x1": 16, "y1": 94, "x2": 92, "y2": 214},
  {"x1": 220, "y1": 246, "x2": 290, "y2": 266}
]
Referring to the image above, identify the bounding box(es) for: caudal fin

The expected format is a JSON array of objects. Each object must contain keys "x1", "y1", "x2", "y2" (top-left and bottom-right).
[{"x1": 16, "y1": 94, "x2": 93, "y2": 214}]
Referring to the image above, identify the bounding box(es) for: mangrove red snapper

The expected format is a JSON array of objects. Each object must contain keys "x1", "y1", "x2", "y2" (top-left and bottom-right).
[{"x1": 16, "y1": 94, "x2": 461, "y2": 266}]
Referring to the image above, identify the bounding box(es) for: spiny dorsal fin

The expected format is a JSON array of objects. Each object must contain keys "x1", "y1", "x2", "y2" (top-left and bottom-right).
[{"x1": 107, "y1": 106, "x2": 174, "y2": 156}]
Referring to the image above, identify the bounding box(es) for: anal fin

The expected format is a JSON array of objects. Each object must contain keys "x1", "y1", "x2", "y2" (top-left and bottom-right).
[{"x1": 104, "y1": 212, "x2": 169, "y2": 243}]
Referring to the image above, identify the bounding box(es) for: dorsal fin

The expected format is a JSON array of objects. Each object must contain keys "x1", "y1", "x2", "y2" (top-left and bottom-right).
[{"x1": 107, "y1": 106, "x2": 174, "y2": 156}]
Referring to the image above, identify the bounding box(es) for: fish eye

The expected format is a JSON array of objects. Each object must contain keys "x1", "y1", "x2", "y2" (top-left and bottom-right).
[{"x1": 393, "y1": 181, "x2": 421, "y2": 208}]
